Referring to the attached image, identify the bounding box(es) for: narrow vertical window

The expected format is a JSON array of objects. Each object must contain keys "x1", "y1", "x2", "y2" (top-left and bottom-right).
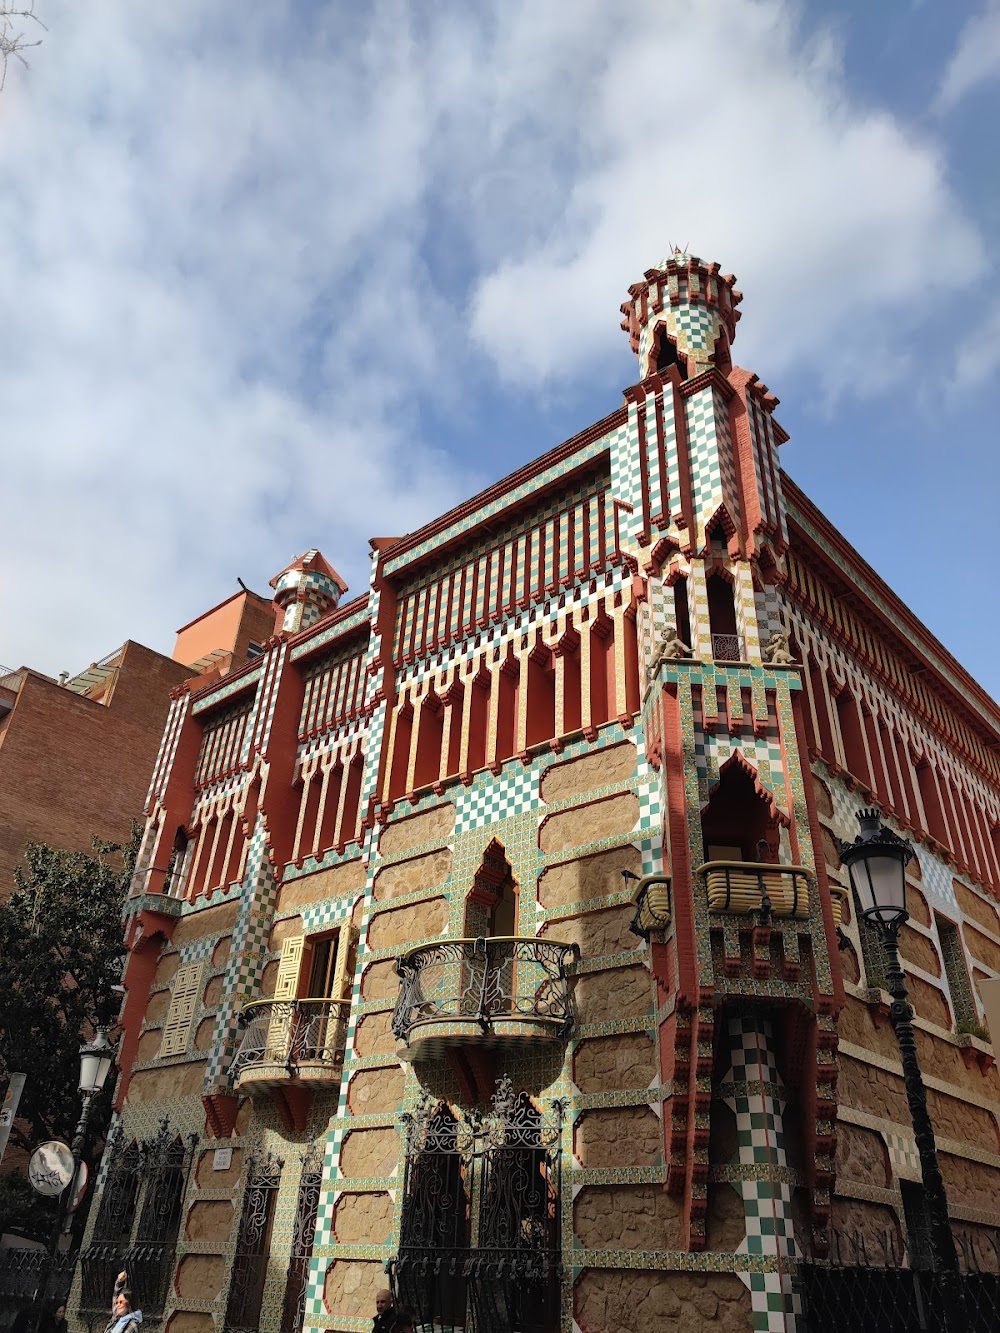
[
  {"x1": 936, "y1": 915, "x2": 977, "y2": 1032},
  {"x1": 224, "y1": 1153, "x2": 282, "y2": 1332},
  {"x1": 706, "y1": 572, "x2": 740, "y2": 662},
  {"x1": 672, "y1": 577, "x2": 692, "y2": 653},
  {"x1": 280, "y1": 1150, "x2": 322, "y2": 1333}
]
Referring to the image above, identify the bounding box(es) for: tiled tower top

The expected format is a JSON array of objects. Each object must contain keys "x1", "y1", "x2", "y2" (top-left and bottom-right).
[
  {"x1": 270, "y1": 549, "x2": 347, "y2": 634},
  {"x1": 620, "y1": 248, "x2": 743, "y2": 381}
]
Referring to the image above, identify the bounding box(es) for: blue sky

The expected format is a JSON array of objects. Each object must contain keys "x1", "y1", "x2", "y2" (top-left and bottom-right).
[{"x1": 1, "y1": 0, "x2": 998, "y2": 701}]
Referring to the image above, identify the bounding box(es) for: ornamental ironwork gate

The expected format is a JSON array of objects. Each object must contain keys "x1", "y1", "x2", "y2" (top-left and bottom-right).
[
  {"x1": 279, "y1": 1149, "x2": 323, "y2": 1333},
  {"x1": 390, "y1": 1078, "x2": 563, "y2": 1333},
  {"x1": 393, "y1": 1104, "x2": 470, "y2": 1329},
  {"x1": 223, "y1": 1151, "x2": 282, "y2": 1333},
  {"x1": 80, "y1": 1119, "x2": 197, "y2": 1319}
]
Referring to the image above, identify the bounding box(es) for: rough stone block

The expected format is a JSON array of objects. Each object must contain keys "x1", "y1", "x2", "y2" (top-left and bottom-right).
[
  {"x1": 379, "y1": 804, "x2": 455, "y2": 857},
  {"x1": 541, "y1": 743, "x2": 636, "y2": 803},
  {"x1": 574, "y1": 1033, "x2": 656, "y2": 1094},
  {"x1": 334, "y1": 1191, "x2": 394, "y2": 1244},
  {"x1": 538, "y1": 845, "x2": 642, "y2": 910},
  {"x1": 338, "y1": 1127, "x2": 398, "y2": 1179},
  {"x1": 540, "y1": 794, "x2": 639, "y2": 855}
]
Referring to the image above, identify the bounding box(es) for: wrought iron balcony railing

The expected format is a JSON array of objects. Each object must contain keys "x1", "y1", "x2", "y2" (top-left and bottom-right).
[
  {"x1": 230, "y1": 997, "x2": 349, "y2": 1088},
  {"x1": 392, "y1": 936, "x2": 577, "y2": 1050},
  {"x1": 699, "y1": 860, "x2": 811, "y2": 919}
]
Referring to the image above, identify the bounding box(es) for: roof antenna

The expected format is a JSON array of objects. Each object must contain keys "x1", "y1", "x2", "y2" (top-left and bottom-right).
[{"x1": 237, "y1": 577, "x2": 250, "y2": 593}]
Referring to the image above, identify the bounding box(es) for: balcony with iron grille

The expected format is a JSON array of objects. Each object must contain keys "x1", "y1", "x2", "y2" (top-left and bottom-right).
[
  {"x1": 392, "y1": 937, "x2": 578, "y2": 1058},
  {"x1": 230, "y1": 997, "x2": 349, "y2": 1093}
]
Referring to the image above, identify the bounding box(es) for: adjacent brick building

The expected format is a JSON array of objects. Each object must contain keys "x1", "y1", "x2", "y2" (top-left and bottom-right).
[
  {"x1": 0, "y1": 588, "x2": 276, "y2": 896},
  {"x1": 80, "y1": 250, "x2": 1000, "y2": 1333}
]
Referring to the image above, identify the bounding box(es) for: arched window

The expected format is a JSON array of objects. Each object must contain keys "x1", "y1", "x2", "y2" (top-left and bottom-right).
[
  {"x1": 672, "y1": 577, "x2": 692, "y2": 651},
  {"x1": 464, "y1": 841, "x2": 516, "y2": 941},
  {"x1": 701, "y1": 754, "x2": 784, "y2": 863},
  {"x1": 654, "y1": 328, "x2": 686, "y2": 378}
]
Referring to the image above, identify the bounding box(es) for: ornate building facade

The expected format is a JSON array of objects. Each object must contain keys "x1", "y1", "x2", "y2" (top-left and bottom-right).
[{"x1": 78, "y1": 252, "x2": 1000, "y2": 1333}]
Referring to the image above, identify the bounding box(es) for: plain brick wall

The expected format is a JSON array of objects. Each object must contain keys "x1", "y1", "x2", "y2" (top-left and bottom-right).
[{"x1": 0, "y1": 641, "x2": 192, "y2": 895}]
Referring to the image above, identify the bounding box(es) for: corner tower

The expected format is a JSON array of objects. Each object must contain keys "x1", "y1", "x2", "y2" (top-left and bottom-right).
[
  {"x1": 620, "y1": 248, "x2": 742, "y2": 382},
  {"x1": 620, "y1": 248, "x2": 841, "y2": 1330},
  {"x1": 270, "y1": 549, "x2": 348, "y2": 634}
]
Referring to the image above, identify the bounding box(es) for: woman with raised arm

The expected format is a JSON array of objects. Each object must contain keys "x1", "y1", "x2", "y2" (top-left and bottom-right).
[{"x1": 104, "y1": 1271, "x2": 143, "y2": 1333}]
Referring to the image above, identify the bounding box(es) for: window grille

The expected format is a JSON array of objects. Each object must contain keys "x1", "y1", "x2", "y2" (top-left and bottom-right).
[
  {"x1": 936, "y1": 915, "x2": 976, "y2": 1029},
  {"x1": 390, "y1": 1078, "x2": 563, "y2": 1333},
  {"x1": 279, "y1": 1149, "x2": 323, "y2": 1333},
  {"x1": 223, "y1": 1150, "x2": 283, "y2": 1333},
  {"x1": 80, "y1": 1120, "x2": 197, "y2": 1316}
]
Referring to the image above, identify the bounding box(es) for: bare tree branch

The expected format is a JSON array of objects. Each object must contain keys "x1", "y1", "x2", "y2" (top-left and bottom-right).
[{"x1": 0, "y1": 3, "x2": 45, "y2": 92}]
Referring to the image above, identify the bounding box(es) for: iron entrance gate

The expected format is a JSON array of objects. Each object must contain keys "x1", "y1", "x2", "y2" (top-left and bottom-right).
[{"x1": 390, "y1": 1078, "x2": 563, "y2": 1333}]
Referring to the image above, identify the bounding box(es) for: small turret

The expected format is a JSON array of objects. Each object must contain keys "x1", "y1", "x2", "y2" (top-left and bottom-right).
[
  {"x1": 270, "y1": 549, "x2": 347, "y2": 634},
  {"x1": 620, "y1": 249, "x2": 742, "y2": 381}
]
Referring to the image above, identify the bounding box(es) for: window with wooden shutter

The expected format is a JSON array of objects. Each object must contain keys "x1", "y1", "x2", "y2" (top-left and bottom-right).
[
  {"x1": 273, "y1": 935, "x2": 306, "y2": 1000},
  {"x1": 330, "y1": 924, "x2": 356, "y2": 1002},
  {"x1": 159, "y1": 962, "x2": 204, "y2": 1058},
  {"x1": 266, "y1": 936, "x2": 305, "y2": 1061}
]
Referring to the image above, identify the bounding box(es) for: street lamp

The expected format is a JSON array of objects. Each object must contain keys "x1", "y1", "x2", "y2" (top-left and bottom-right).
[
  {"x1": 837, "y1": 809, "x2": 960, "y2": 1282},
  {"x1": 35, "y1": 1030, "x2": 117, "y2": 1332},
  {"x1": 77, "y1": 1029, "x2": 116, "y2": 1105}
]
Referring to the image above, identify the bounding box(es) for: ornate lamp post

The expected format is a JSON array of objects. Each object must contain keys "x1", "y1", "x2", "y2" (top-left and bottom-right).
[
  {"x1": 36, "y1": 1030, "x2": 117, "y2": 1331},
  {"x1": 837, "y1": 809, "x2": 960, "y2": 1281}
]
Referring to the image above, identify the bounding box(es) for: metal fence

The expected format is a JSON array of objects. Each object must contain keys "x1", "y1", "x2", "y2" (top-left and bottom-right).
[
  {"x1": 0, "y1": 1247, "x2": 75, "y2": 1327},
  {"x1": 800, "y1": 1229, "x2": 1000, "y2": 1333},
  {"x1": 800, "y1": 1264, "x2": 1000, "y2": 1332}
]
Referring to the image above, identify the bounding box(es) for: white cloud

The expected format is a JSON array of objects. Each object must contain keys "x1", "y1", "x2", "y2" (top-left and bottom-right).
[
  {"x1": 954, "y1": 301, "x2": 1000, "y2": 387},
  {"x1": 469, "y1": 0, "x2": 984, "y2": 393},
  {"x1": 0, "y1": 0, "x2": 988, "y2": 677},
  {"x1": 935, "y1": 0, "x2": 1000, "y2": 112}
]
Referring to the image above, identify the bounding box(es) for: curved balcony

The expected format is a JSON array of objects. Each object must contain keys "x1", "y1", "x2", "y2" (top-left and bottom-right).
[
  {"x1": 230, "y1": 998, "x2": 348, "y2": 1093},
  {"x1": 700, "y1": 860, "x2": 811, "y2": 919},
  {"x1": 392, "y1": 936, "x2": 578, "y2": 1057}
]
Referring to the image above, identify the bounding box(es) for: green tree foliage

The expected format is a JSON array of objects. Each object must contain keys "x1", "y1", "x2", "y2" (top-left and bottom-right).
[
  {"x1": 0, "y1": 828, "x2": 138, "y2": 1159},
  {"x1": 0, "y1": 1167, "x2": 55, "y2": 1240}
]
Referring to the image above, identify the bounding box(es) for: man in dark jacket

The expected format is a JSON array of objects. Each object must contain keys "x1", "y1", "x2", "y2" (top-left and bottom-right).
[{"x1": 372, "y1": 1289, "x2": 396, "y2": 1333}]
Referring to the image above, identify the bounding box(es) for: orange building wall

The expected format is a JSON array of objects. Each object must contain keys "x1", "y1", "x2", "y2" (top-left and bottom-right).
[{"x1": 172, "y1": 591, "x2": 276, "y2": 669}]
